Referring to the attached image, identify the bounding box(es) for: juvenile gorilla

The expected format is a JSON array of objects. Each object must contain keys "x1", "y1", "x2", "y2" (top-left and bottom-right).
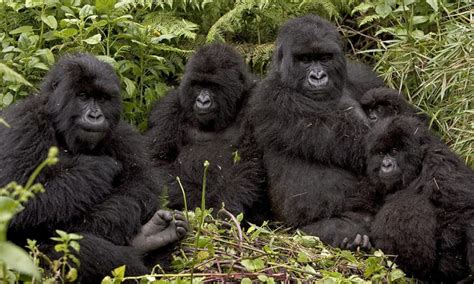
[
  {"x1": 147, "y1": 43, "x2": 268, "y2": 223},
  {"x1": 360, "y1": 87, "x2": 426, "y2": 125},
  {"x1": 249, "y1": 15, "x2": 372, "y2": 247},
  {"x1": 362, "y1": 116, "x2": 474, "y2": 281},
  {"x1": 0, "y1": 54, "x2": 188, "y2": 282}
]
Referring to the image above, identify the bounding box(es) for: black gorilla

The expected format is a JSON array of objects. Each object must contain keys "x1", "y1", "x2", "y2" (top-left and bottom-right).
[
  {"x1": 360, "y1": 87, "x2": 425, "y2": 125},
  {"x1": 147, "y1": 43, "x2": 268, "y2": 223},
  {"x1": 362, "y1": 116, "x2": 474, "y2": 281},
  {"x1": 249, "y1": 15, "x2": 372, "y2": 247},
  {"x1": 0, "y1": 54, "x2": 188, "y2": 282}
]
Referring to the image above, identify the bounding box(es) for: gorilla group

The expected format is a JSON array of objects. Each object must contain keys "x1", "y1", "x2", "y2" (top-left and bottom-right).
[
  {"x1": 359, "y1": 114, "x2": 474, "y2": 282},
  {"x1": 248, "y1": 15, "x2": 377, "y2": 248},
  {"x1": 147, "y1": 43, "x2": 269, "y2": 224},
  {"x1": 0, "y1": 54, "x2": 188, "y2": 282}
]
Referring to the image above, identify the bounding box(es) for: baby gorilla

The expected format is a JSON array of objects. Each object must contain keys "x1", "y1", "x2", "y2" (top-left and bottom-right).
[
  {"x1": 147, "y1": 43, "x2": 268, "y2": 223},
  {"x1": 360, "y1": 87, "x2": 426, "y2": 125},
  {"x1": 0, "y1": 54, "x2": 188, "y2": 282},
  {"x1": 361, "y1": 116, "x2": 474, "y2": 281}
]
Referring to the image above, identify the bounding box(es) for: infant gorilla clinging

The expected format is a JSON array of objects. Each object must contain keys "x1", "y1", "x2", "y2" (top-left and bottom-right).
[{"x1": 0, "y1": 53, "x2": 188, "y2": 282}]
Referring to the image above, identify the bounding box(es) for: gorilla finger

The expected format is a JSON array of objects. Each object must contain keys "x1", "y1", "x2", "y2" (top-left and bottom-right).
[
  {"x1": 362, "y1": 235, "x2": 370, "y2": 248},
  {"x1": 176, "y1": 227, "x2": 188, "y2": 238},
  {"x1": 155, "y1": 210, "x2": 173, "y2": 222},
  {"x1": 173, "y1": 210, "x2": 187, "y2": 221},
  {"x1": 341, "y1": 237, "x2": 349, "y2": 248},
  {"x1": 175, "y1": 220, "x2": 190, "y2": 231},
  {"x1": 354, "y1": 234, "x2": 362, "y2": 246}
]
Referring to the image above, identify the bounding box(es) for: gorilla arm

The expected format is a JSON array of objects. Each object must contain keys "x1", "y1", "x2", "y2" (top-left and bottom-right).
[
  {"x1": 250, "y1": 81, "x2": 368, "y2": 173},
  {"x1": 75, "y1": 123, "x2": 188, "y2": 247},
  {"x1": 1, "y1": 98, "x2": 121, "y2": 232},
  {"x1": 147, "y1": 90, "x2": 183, "y2": 166}
]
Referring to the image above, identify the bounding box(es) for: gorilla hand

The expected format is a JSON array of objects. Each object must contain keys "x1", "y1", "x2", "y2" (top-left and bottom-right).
[{"x1": 131, "y1": 210, "x2": 189, "y2": 254}]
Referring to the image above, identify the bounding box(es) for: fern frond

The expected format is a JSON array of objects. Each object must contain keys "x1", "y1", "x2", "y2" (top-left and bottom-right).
[{"x1": 143, "y1": 12, "x2": 199, "y2": 40}]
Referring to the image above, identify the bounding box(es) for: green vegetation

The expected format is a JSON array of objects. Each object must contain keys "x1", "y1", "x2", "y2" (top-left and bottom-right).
[{"x1": 0, "y1": 0, "x2": 472, "y2": 283}]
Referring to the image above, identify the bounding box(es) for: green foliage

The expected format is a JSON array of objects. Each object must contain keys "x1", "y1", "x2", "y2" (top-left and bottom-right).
[
  {"x1": 351, "y1": 0, "x2": 473, "y2": 166},
  {"x1": 104, "y1": 209, "x2": 409, "y2": 283},
  {"x1": 0, "y1": 147, "x2": 58, "y2": 282}
]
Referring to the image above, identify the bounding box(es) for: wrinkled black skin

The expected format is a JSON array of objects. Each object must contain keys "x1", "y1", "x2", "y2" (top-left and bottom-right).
[
  {"x1": 248, "y1": 15, "x2": 372, "y2": 247},
  {"x1": 147, "y1": 43, "x2": 270, "y2": 224},
  {"x1": 359, "y1": 116, "x2": 474, "y2": 282},
  {"x1": 360, "y1": 87, "x2": 427, "y2": 125},
  {"x1": 0, "y1": 54, "x2": 184, "y2": 282}
]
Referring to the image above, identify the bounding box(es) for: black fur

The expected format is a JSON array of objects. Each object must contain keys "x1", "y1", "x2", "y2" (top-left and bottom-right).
[
  {"x1": 0, "y1": 54, "x2": 174, "y2": 282},
  {"x1": 147, "y1": 43, "x2": 269, "y2": 224},
  {"x1": 363, "y1": 116, "x2": 474, "y2": 281},
  {"x1": 346, "y1": 59, "x2": 385, "y2": 101},
  {"x1": 248, "y1": 15, "x2": 371, "y2": 246},
  {"x1": 360, "y1": 87, "x2": 426, "y2": 125}
]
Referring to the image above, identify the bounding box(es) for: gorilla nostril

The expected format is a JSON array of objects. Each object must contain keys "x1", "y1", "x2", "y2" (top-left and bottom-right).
[
  {"x1": 381, "y1": 159, "x2": 394, "y2": 172},
  {"x1": 315, "y1": 70, "x2": 327, "y2": 79},
  {"x1": 196, "y1": 95, "x2": 212, "y2": 109}
]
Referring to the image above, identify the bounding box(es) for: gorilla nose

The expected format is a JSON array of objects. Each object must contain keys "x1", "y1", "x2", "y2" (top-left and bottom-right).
[
  {"x1": 86, "y1": 110, "x2": 105, "y2": 124},
  {"x1": 381, "y1": 159, "x2": 394, "y2": 173},
  {"x1": 308, "y1": 70, "x2": 328, "y2": 88},
  {"x1": 196, "y1": 94, "x2": 212, "y2": 110},
  {"x1": 310, "y1": 70, "x2": 327, "y2": 80}
]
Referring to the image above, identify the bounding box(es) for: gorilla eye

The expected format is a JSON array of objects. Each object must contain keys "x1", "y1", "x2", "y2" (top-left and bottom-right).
[
  {"x1": 297, "y1": 54, "x2": 313, "y2": 64},
  {"x1": 376, "y1": 105, "x2": 384, "y2": 113},
  {"x1": 320, "y1": 54, "x2": 333, "y2": 61},
  {"x1": 390, "y1": 148, "x2": 399, "y2": 155},
  {"x1": 77, "y1": 93, "x2": 88, "y2": 101}
]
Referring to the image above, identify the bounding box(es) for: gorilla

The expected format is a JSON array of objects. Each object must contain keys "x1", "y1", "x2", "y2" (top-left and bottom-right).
[
  {"x1": 0, "y1": 54, "x2": 188, "y2": 282},
  {"x1": 147, "y1": 43, "x2": 269, "y2": 224},
  {"x1": 248, "y1": 15, "x2": 373, "y2": 247},
  {"x1": 362, "y1": 116, "x2": 474, "y2": 281},
  {"x1": 360, "y1": 87, "x2": 426, "y2": 125}
]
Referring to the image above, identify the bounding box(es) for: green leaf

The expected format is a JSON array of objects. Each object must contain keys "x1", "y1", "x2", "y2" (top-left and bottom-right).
[
  {"x1": 0, "y1": 64, "x2": 33, "y2": 87},
  {"x1": 41, "y1": 15, "x2": 57, "y2": 29},
  {"x1": 79, "y1": 5, "x2": 94, "y2": 19},
  {"x1": 2, "y1": 93, "x2": 14, "y2": 106},
  {"x1": 412, "y1": 16, "x2": 429, "y2": 25},
  {"x1": 0, "y1": 197, "x2": 22, "y2": 222},
  {"x1": 83, "y1": 34, "x2": 101, "y2": 45},
  {"x1": 375, "y1": 3, "x2": 392, "y2": 18},
  {"x1": 241, "y1": 258, "x2": 265, "y2": 272},
  {"x1": 96, "y1": 0, "x2": 117, "y2": 14},
  {"x1": 0, "y1": 241, "x2": 41, "y2": 278},
  {"x1": 9, "y1": 26, "x2": 33, "y2": 35},
  {"x1": 66, "y1": 268, "x2": 78, "y2": 282},
  {"x1": 123, "y1": 77, "x2": 136, "y2": 98},
  {"x1": 241, "y1": 278, "x2": 252, "y2": 284},
  {"x1": 25, "y1": 0, "x2": 43, "y2": 8},
  {"x1": 0, "y1": 118, "x2": 10, "y2": 127},
  {"x1": 54, "y1": 28, "x2": 78, "y2": 38},
  {"x1": 426, "y1": 0, "x2": 438, "y2": 12},
  {"x1": 112, "y1": 265, "x2": 126, "y2": 279}
]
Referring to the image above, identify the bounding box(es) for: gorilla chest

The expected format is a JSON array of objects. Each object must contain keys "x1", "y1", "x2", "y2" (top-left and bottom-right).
[{"x1": 177, "y1": 127, "x2": 240, "y2": 174}]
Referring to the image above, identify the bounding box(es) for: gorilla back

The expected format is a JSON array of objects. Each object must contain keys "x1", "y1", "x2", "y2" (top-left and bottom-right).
[{"x1": 249, "y1": 15, "x2": 372, "y2": 247}]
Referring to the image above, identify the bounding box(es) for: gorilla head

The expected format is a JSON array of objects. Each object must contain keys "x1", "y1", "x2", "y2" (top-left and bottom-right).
[
  {"x1": 361, "y1": 87, "x2": 423, "y2": 125},
  {"x1": 365, "y1": 116, "x2": 428, "y2": 193},
  {"x1": 179, "y1": 43, "x2": 253, "y2": 131},
  {"x1": 273, "y1": 15, "x2": 347, "y2": 100},
  {"x1": 42, "y1": 54, "x2": 122, "y2": 153}
]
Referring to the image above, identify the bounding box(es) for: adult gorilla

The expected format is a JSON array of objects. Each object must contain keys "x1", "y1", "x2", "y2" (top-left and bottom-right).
[
  {"x1": 0, "y1": 54, "x2": 188, "y2": 282},
  {"x1": 147, "y1": 43, "x2": 269, "y2": 224},
  {"x1": 362, "y1": 116, "x2": 474, "y2": 281},
  {"x1": 249, "y1": 15, "x2": 372, "y2": 248}
]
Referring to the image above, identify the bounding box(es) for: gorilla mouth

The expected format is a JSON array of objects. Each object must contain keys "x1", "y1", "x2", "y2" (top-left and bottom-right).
[{"x1": 308, "y1": 76, "x2": 329, "y2": 88}]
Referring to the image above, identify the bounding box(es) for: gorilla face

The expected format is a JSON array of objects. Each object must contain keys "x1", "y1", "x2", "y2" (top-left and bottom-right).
[
  {"x1": 273, "y1": 15, "x2": 347, "y2": 100},
  {"x1": 43, "y1": 54, "x2": 122, "y2": 152},
  {"x1": 179, "y1": 44, "x2": 252, "y2": 131},
  {"x1": 366, "y1": 117, "x2": 424, "y2": 193}
]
